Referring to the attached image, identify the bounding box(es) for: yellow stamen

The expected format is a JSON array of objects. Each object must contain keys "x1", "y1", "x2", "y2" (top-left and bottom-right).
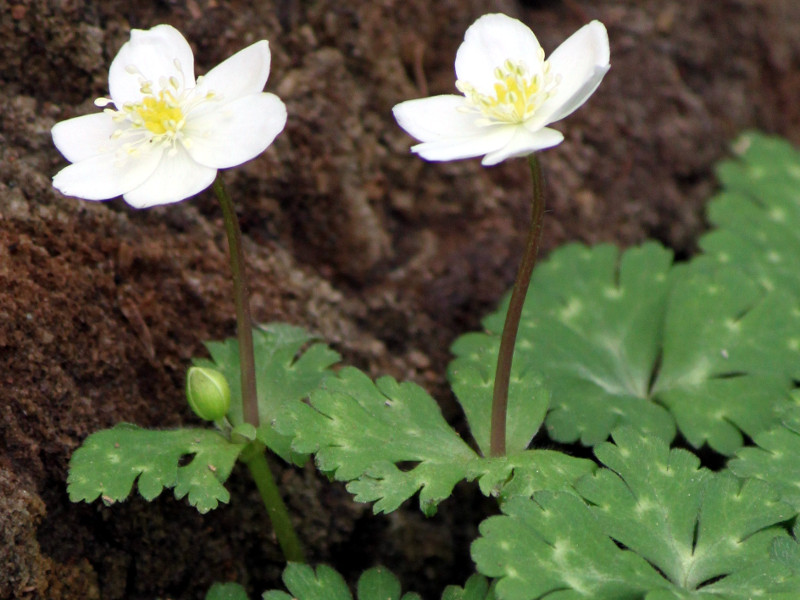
[
  {"x1": 102, "y1": 65, "x2": 220, "y2": 158},
  {"x1": 132, "y1": 90, "x2": 185, "y2": 135},
  {"x1": 457, "y1": 57, "x2": 557, "y2": 125}
]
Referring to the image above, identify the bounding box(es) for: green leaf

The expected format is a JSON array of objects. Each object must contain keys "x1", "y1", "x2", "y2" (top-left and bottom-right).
[
  {"x1": 469, "y1": 451, "x2": 597, "y2": 501},
  {"x1": 684, "y1": 535, "x2": 800, "y2": 599},
  {"x1": 262, "y1": 564, "x2": 352, "y2": 600},
  {"x1": 771, "y1": 535, "x2": 800, "y2": 572},
  {"x1": 231, "y1": 422, "x2": 257, "y2": 442},
  {"x1": 263, "y1": 564, "x2": 486, "y2": 600},
  {"x1": 472, "y1": 491, "x2": 666, "y2": 600},
  {"x1": 473, "y1": 429, "x2": 798, "y2": 599},
  {"x1": 67, "y1": 424, "x2": 245, "y2": 513},
  {"x1": 448, "y1": 353, "x2": 549, "y2": 456},
  {"x1": 729, "y1": 405, "x2": 800, "y2": 511},
  {"x1": 196, "y1": 323, "x2": 340, "y2": 463},
  {"x1": 207, "y1": 582, "x2": 250, "y2": 600},
  {"x1": 277, "y1": 366, "x2": 477, "y2": 515},
  {"x1": 700, "y1": 132, "x2": 800, "y2": 298},
  {"x1": 262, "y1": 564, "x2": 422, "y2": 600},
  {"x1": 450, "y1": 242, "x2": 800, "y2": 454},
  {"x1": 451, "y1": 243, "x2": 675, "y2": 450},
  {"x1": 578, "y1": 428, "x2": 794, "y2": 591},
  {"x1": 441, "y1": 575, "x2": 494, "y2": 600},
  {"x1": 357, "y1": 567, "x2": 403, "y2": 600},
  {"x1": 277, "y1": 367, "x2": 594, "y2": 515},
  {"x1": 651, "y1": 261, "x2": 800, "y2": 454}
]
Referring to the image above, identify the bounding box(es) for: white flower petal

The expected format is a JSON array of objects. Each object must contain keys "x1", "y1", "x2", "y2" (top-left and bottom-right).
[
  {"x1": 393, "y1": 14, "x2": 608, "y2": 166},
  {"x1": 109, "y1": 25, "x2": 195, "y2": 106},
  {"x1": 52, "y1": 146, "x2": 163, "y2": 201},
  {"x1": 393, "y1": 95, "x2": 486, "y2": 142},
  {"x1": 534, "y1": 21, "x2": 609, "y2": 126},
  {"x1": 411, "y1": 125, "x2": 517, "y2": 162},
  {"x1": 193, "y1": 41, "x2": 271, "y2": 105},
  {"x1": 52, "y1": 113, "x2": 121, "y2": 163},
  {"x1": 184, "y1": 92, "x2": 286, "y2": 169},
  {"x1": 481, "y1": 126, "x2": 564, "y2": 166},
  {"x1": 122, "y1": 149, "x2": 216, "y2": 208},
  {"x1": 455, "y1": 14, "x2": 543, "y2": 96},
  {"x1": 52, "y1": 26, "x2": 288, "y2": 208}
]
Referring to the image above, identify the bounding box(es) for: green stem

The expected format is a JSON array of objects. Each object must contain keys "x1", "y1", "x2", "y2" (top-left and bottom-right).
[
  {"x1": 212, "y1": 174, "x2": 305, "y2": 563},
  {"x1": 489, "y1": 155, "x2": 545, "y2": 457},
  {"x1": 212, "y1": 174, "x2": 259, "y2": 429},
  {"x1": 242, "y1": 443, "x2": 306, "y2": 563}
]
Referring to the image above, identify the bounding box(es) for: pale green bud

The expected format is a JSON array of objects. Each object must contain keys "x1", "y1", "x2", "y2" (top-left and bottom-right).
[{"x1": 186, "y1": 366, "x2": 231, "y2": 421}]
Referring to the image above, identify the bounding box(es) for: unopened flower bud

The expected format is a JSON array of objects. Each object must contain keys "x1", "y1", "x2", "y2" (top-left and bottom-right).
[{"x1": 186, "y1": 366, "x2": 231, "y2": 421}]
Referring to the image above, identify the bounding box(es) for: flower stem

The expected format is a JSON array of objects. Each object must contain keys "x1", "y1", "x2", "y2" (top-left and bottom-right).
[
  {"x1": 212, "y1": 174, "x2": 259, "y2": 429},
  {"x1": 212, "y1": 174, "x2": 305, "y2": 562},
  {"x1": 241, "y1": 443, "x2": 306, "y2": 563},
  {"x1": 489, "y1": 155, "x2": 545, "y2": 457}
]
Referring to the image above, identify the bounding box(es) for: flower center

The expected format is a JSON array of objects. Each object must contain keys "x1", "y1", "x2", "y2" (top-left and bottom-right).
[
  {"x1": 96, "y1": 60, "x2": 219, "y2": 157},
  {"x1": 456, "y1": 54, "x2": 558, "y2": 125},
  {"x1": 133, "y1": 90, "x2": 185, "y2": 136}
]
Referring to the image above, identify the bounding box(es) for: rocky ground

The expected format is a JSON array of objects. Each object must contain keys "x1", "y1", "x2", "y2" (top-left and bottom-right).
[{"x1": 2, "y1": 0, "x2": 800, "y2": 598}]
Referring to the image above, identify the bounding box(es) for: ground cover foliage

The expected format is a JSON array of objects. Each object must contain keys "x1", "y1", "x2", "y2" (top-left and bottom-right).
[{"x1": 66, "y1": 132, "x2": 800, "y2": 599}]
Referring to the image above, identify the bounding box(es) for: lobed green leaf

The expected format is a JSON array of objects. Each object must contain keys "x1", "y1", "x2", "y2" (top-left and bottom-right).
[
  {"x1": 469, "y1": 450, "x2": 596, "y2": 501},
  {"x1": 729, "y1": 404, "x2": 800, "y2": 512},
  {"x1": 450, "y1": 243, "x2": 676, "y2": 450},
  {"x1": 67, "y1": 424, "x2": 245, "y2": 513},
  {"x1": 449, "y1": 240, "x2": 800, "y2": 455},
  {"x1": 441, "y1": 575, "x2": 495, "y2": 600},
  {"x1": 700, "y1": 132, "x2": 800, "y2": 298},
  {"x1": 579, "y1": 428, "x2": 794, "y2": 591},
  {"x1": 473, "y1": 429, "x2": 799, "y2": 599},
  {"x1": 651, "y1": 261, "x2": 800, "y2": 453},
  {"x1": 277, "y1": 366, "x2": 475, "y2": 515},
  {"x1": 277, "y1": 366, "x2": 594, "y2": 515},
  {"x1": 262, "y1": 564, "x2": 425, "y2": 600},
  {"x1": 448, "y1": 352, "x2": 550, "y2": 457},
  {"x1": 473, "y1": 491, "x2": 666, "y2": 600},
  {"x1": 263, "y1": 564, "x2": 352, "y2": 600}
]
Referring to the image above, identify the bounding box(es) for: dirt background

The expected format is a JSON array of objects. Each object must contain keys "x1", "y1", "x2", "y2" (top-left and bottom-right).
[{"x1": 2, "y1": 0, "x2": 800, "y2": 598}]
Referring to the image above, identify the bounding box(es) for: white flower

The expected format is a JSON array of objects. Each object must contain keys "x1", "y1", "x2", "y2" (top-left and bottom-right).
[
  {"x1": 52, "y1": 25, "x2": 287, "y2": 208},
  {"x1": 392, "y1": 14, "x2": 609, "y2": 166}
]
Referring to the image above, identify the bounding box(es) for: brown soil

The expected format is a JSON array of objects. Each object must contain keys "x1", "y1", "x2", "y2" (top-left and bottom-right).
[{"x1": 2, "y1": 0, "x2": 800, "y2": 598}]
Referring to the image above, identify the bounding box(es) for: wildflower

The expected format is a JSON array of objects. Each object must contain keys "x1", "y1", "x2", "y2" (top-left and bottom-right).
[
  {"x1": 52, "y1": 25, "x2": 287, "y2": 207},
  {"x1": 392, "y1": 14, "x2": 609, "y2": 166}
]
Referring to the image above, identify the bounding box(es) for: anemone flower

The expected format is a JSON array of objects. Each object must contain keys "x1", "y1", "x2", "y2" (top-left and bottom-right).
[
  {"x1": 52, "y1": 24, "x2": 286, "y2": 207},
  {"x1": 393, "y1": 13, "x2": 609, "y2": 166}
]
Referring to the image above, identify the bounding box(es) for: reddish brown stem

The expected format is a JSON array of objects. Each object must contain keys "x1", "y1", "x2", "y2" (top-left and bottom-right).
[
  {"x1": 489, "y1": 155, "x2": 545, "y2": 457},
  {"x1": 213, "y1": 174, "x2": 259, "y2": 429}
]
